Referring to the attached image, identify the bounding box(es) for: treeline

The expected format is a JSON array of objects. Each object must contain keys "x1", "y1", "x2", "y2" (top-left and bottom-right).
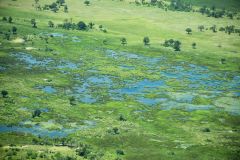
[
  {"x1": 133, "y1": 0, "x2": 239, "y2": 19},
  {"x1": 198, "y1": 6, "x2": 238, "y2": 19},
  {"x1": 134, "y1": 0, "x2": 192, "y2": 12}
]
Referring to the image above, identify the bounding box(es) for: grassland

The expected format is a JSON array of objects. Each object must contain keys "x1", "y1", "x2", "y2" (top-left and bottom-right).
[{"x1": 0, "y1": 0, "x2": 240, "y2": 160}]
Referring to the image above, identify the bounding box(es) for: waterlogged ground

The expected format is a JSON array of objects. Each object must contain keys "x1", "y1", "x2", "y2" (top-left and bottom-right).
[{"x1": 0, "y1": 32, "x2": 240, "y2": 159}]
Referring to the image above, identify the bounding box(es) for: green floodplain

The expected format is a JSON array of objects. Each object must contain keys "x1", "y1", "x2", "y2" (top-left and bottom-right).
[{"x1": 0, "y1": 0, "x2": 240, "y2": 159}]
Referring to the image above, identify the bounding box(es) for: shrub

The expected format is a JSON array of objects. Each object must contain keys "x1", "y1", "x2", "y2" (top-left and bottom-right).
[
  {"x1": 202, "y1": 128, "x2": 211, "y2": 132},
  {"x1": 32, "y1": 109, "x2": 41, "y2": 118},
  {"x1": 76, "y1": 144, "x2": 91, "y2": 158},
  {"x1": 113, "y1": 127, "x2": 120, "y2": 135},
  {"x1": 69, "y1": 96, "x2": 77, "y2": 105},
  {"x1": 119, "y1": 115, "x2": 127, "y2": 121},
  {"x1": 77, "y1": 21, "x2": 87, "y2": 30},
  {"x1": 116, "y1": 149, "x2": 125, "y2": 155}
]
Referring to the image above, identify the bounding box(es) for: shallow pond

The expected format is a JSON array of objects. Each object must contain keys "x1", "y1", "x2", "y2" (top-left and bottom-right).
[
  {"x1": 0, "y1": 120, "x2": 96, "y2": 138},
  {"x1": 9, "y1": 50, "x2": 240, "y2": 114}
]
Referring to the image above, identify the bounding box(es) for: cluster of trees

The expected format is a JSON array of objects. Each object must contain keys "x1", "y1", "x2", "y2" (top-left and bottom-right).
[
  {"x1": 1, "y1": 17, "x2": 17, "y2": 40},
  {"x1": 198, "y1": 6, "x2": 237, "y2": 19},
  {"x1": 57, "y1": 20, "x2": 88, "y2": 31},
  {"x1": 2, "y1": 16, "x2": 13, "y2": 23},
  {"x1": 168, "y1": 0, "x2": 192, "y2": 12},
  {"x1": 163, "y1": 39, "x2": 181, "y2": 51},
  {"x1": 35, "y1": 0, "x2": 68, "y2": 13},
  {"x1": 134, "y1": 0, "x2": 192, "y2": 12},
  {"x1": 198, "y1": 24, "x2": 240, "y2": 36},
  {"x1": 118, "y1": 37, "x2": 183, "y2": 51},
  {"x1": 56, "y1": 19, "x2": 106, "y2": 33},
  {"x1": 197, "y1": 24, "x2": 240, "y2": 35},
  {"x1": 219, "y1": 25, "x2": 240, "y2": 35},
  {"x1": 5, "y1": 147, "x2": 76, "y2": 160}
]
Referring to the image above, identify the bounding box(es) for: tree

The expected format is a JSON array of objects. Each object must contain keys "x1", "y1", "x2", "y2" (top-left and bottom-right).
[
  {"x1": 88, "y1": 22, "x2": 94, "y2": 29},
  {"x1": 32, "y1": 109, "x2": 41, "y2": 118},
  {"x1": 4, "y1": 32, "x2": 10, "y2": 40},
  {"x1": 198, "y1": 25, "x2": 204, "y2": 32},
  {"x1": 150, "y1": 0, "x2": 157, "y2": 5},
  {"x1": 77, "y1": 21, "x2": 87, "y2": 30},
  {"x1": 199, "y1": 5, "x2": 207, "y2": 15},
  {"x1": 31, "y1": 19, "x2": 37, "y2": 28},
  {"x1": 211, "y1": 5, "x2": 216, "y2": 11},
  {"x1": 2, "y1": 17, "x2": 7, "y2": 21},
  {"x1": 186, "y1": 28, "x2": 192, "y2": 34},
  {"x1": 143, "y1": 36, "x2": 150, "y2": 46},
  {"x1": 64, "y1": 5, "x2": 68, "y2": 13},
  {"x1": 210, "y1": 25, "x2": 217, "y2": 33},
  {"x1": 76, "y1": 144, "x2": 91, "y2": 158},
  {"x1": 35, "y1": 0, "x2": 39, "y2": 4},
  {"x1": 48, "y1": 21, "x2": 54, "y2": 28},
  {"x1": 173, "y1": 40, "x2": 181, "y2": 51},
  {"x1": 52, "y1": 7, "x2": 59, "y2": 13},
  {"x1": 192, "y1": 42, "x2": 196, "y2": 49},
  {"x1": 69, "y1": 96, "x2": 76, "y2": 105},
  {"x1": 221, "y1": 58, "x2": 226, "y2": 64},
  {"x1": 56, "y1": 0, "x2": 65, "y2": 6},
  {"x1": 84, "y1": 0, "x2": 90, "y2": 6},
  {"x1": 120, "y1": 37, "x2": 127, "y2": 46},
  {"x1": 1, "y1": 90, "x2": 8, "y2": 98},
  {"x1": 113, "y1": 127, "x2": 120, "y2": 134},
  {"x1": 8, "y1": 16, "x2": 13, "y2": 23},
  {"x1": 12, "y1": 26, "x2": 17, "y2": 34}
]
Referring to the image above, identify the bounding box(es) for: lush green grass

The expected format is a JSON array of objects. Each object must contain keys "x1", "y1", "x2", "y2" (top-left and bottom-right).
[{"x1": 0, "y1": 0, "x2": 240, "y2": 160}]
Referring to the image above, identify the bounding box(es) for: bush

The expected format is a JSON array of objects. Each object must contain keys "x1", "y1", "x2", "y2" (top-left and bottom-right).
[
  {"x1": 32, "y1": 109, "x2": 41, "y2": 118},
  {"x1": 116, "y1": 149, "x2": 125, "y2": 155},
  {"x1": 77, "y1": 21, "x2": 87, "y2": 30},
  {"x1": 202, "y1": 128, "x2": 211, "y2": 132},
  {"x1": 113, "y1": 127, "x2": 120, "y2": 135},
  {"x1": 119, "y1": 115, "x2": 127, "y2": 121},
  {"x1": 76, "y1": 144, "x2": 91, "y2": 158},
  {"x1": 69, "y1": 96, "x2": 77, "y2": 105}
]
